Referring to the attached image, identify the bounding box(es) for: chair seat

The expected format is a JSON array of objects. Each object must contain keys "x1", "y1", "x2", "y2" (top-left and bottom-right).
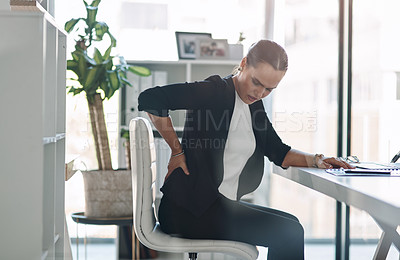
[{"x1": 140, "y1": 223, "x2": 258, "y2": 260}]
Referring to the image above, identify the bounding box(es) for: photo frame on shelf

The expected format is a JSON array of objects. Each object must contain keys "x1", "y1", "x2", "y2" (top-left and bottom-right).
[
  {"x1": 175, "y1": 31, "x2": 212, "y2": 59},
  {"x1": 196, "y1": 38, "x2": 229, "y2": 60}
]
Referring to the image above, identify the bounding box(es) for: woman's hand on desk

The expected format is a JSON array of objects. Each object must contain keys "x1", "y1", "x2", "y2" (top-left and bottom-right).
[
  {"x1": 165, "y1": 152, "x2": 190, "y2": 181},
  {"x1": 320, "y1": 156, "x2": 355, "y2": 169},
  {"x1": 282, "y1": 149, "x2": 355, "y2": 169}
]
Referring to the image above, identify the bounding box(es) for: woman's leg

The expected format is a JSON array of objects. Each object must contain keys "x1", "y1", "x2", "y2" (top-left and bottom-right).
[
  {"x1": 237, "y1": 200, "x2": 303, "y2": 259},
  {"x1": 239, "y1": 200, "x2": 300, "y2": 223},
  {"x1": 158, "y1": 195, "x2": 304, "y2": 260}
]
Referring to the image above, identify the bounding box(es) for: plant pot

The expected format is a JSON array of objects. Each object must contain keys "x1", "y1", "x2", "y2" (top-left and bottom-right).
[{"x1": 82, "y1": 169, "x2": 132, "y2": 218}]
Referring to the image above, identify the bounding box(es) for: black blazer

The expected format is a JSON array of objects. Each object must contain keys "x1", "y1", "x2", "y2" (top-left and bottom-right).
[{"x1": 138, "y1": 75, "x2": 291, "y2": 216}]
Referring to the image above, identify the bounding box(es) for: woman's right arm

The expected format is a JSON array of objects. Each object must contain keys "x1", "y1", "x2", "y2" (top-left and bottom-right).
[{"x1": 146, "y1": 113, "x2": 190, "y2": 180}]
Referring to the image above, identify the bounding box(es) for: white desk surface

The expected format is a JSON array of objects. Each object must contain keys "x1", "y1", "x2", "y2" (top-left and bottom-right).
[{"x1": 272, "y1": 166, "x2": 400, "y2": 228}]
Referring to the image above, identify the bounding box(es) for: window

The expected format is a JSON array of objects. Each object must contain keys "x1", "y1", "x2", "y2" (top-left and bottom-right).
[
  {"x1": 349, "y1": 0, "x2": 400, "y2": 256},
  {"x1": 352, "y1": 0, "x2": 400, "y2": 163},
  {"x1": 272, "y1": 0, "x2": 339, "y2": 249}
]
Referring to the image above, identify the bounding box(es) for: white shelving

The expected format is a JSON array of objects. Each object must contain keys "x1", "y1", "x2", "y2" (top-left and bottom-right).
[{"x1": 0, "y1": 3, "x2": 66, "y2": 260}]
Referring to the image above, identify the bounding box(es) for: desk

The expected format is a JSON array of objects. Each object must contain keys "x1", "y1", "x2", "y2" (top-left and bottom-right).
[
  {"x1": 71, "y1": 212, "x2": 138, "y2": 260},
  {"x1": 273, "y1": 166, "x2": 400, "y2": 260}
]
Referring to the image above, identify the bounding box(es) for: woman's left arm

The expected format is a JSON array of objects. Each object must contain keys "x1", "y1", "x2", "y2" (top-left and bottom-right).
[{"x1": 281, "y1": 149, "x2": 354, "y2": 169}]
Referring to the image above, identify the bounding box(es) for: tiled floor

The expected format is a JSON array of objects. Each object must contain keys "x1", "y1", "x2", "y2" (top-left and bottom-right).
[{"x1": 70, "y1": 240, "x2": 400, "y2": 260}]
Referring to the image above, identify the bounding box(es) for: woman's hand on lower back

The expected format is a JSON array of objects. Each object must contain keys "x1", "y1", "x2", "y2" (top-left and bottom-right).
[{"x1": 165, "y1": 153, "x2": 190, "y2": 181}]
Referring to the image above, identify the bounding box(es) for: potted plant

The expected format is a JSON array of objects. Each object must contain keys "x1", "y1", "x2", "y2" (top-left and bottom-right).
[{"x1": 65, "y1": 0, "x2": 150, "y2": 217}]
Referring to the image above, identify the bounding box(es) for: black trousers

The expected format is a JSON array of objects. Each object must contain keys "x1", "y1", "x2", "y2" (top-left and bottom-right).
[{"x1": 158, "y1": 194, "x2": 304, "y2": 260}]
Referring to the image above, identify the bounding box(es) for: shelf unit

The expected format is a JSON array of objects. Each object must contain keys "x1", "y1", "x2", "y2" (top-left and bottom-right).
[{"x1": 0, "y1": 3, "x2": 66, "y2": 260}]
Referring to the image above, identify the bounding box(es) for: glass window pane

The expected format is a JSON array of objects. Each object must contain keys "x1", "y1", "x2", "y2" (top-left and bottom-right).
[
  {"x1": 351, "y1": 0, "x2": 400, "y2": 253},
  {"x1": 272, "y1": 0, "x2": 339, "y2": 249},
  {"x1": 352, "y1": 0, "x2": 400, "y2": 163}
]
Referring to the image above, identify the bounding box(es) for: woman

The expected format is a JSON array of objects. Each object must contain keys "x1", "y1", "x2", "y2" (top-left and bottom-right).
[{"x1": 138, "y1": 40, "x2": 353, "y2": 260}]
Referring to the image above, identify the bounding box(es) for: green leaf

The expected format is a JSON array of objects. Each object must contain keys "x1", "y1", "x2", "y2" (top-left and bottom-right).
[
  {"x1": 128, "y1": 66, "x2": 151, "y2": 77},
  {"x1": 106, "y1": 58, "x2": 114, "y2": 70},
  {"x1": 91, "y1": 0, "x2": 101, "y2": 7},
  {"x1": 86, "y1": 6, "x2": 98, "y2": 27},
  {"x1": 67, "y1": 60, "x2": 80, "y2": 77},
  {"x1": 99, "y1": 80, "x2": 108, "y2": 92},
  {"x1": 67, "y1": 60, "x2": 78, "y2": 69},
  {"x1": 107, "y1": 89, "x2": 116, "y2": 99},
  {"x1": 119, "y1": 70, "x2": 132, "y2": 86},
  {"x1": 81, "y1": 52, "x2": 97, "y2": 66},
  {"x1": 66, "y1": 64, "x2": 79, "y2": 76},
  {"x1": 103, "y1": 45, "x2": 112, "y2": 60},
  {"x1": 107, "y1": 31, "x2": 117, "y2": 47},
  {"x1": 107, "y1": 71, "x2": 120, "y2": 91},
  {"x1": 64, "y1": 18, "x2": 82, "y2": 33},
  {"x1": 67, "y1": 86, "x2": 84, "y2": 95},
  {"x1": 83, "y1": 67, "x2": 98, "y2": 88},
  {"x1": 72, "y1": 52, "x2": 80, "y2": 61},
  {"x1": 74, "y1": 88, "x2": 84, "y2": 95},
  {"x1": 98, "y1": 81, "x2": 109, "y2": 98},
  {"x1": 78, "y1": 54, "x2": 87, "y2": 79},
  {"x1": 94, "y1": 22, "x2": 108, "y2": 40},
  {"x1": 93, "y1": 48, "x2": 103, "y2": 64},
  {"x1": 120, "y1": 128, "x2": 129, "y2": 139},
  {"x1": 120, "y1": 76, "x2": 132, "y2": 87},
  {"x1": 67, "y1": 86, "x2": 76, "y2": 93}
]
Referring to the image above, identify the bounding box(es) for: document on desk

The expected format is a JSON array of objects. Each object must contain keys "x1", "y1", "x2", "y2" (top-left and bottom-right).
[
  {"x1": 352, "y1": 162, "x2": 400, "y2": 170},
  {"x1": 326, "y1": 163, "x2": 400, "y2": 176}
]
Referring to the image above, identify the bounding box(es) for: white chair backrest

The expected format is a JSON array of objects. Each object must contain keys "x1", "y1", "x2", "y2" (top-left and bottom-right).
[
  {"x1": 129, "y1": 118, "x2": 259, "y2": 259},
  {"x1": 130, "y1": 117, "x2": 157, "y2": 243}
]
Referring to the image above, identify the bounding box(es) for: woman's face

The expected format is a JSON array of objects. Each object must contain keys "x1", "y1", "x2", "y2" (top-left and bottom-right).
[{"x1": 233, "y1": 58, "x2": 286, "y2": 105}]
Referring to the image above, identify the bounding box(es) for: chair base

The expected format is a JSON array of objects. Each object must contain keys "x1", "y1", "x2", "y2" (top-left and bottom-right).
[{"x1": 189, "y1": 252, "x2": 198, "y2": 260}]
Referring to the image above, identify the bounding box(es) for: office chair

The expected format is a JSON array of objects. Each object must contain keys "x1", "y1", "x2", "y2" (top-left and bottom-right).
[{"x1": 129, "y1": 117, "x2": 259, "y2": 260}]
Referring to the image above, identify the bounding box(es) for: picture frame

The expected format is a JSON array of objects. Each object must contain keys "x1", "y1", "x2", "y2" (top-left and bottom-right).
[
  {"x1": 175, "y1": 31, "x2": 212, "y2": 59},
  {"x1": 196, "y1": 38, "x2": 229, "y2": 60}
]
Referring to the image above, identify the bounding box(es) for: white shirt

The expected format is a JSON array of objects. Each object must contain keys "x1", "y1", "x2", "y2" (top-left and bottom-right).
[{"x1": 218, "y1": 91, "x2": 256, "y2": 200}]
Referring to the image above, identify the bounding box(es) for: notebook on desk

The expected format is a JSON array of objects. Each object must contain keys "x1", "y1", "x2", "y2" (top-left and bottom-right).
[{"x1": 326, "y1": 162, "x2": 400, "y2": 176}]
